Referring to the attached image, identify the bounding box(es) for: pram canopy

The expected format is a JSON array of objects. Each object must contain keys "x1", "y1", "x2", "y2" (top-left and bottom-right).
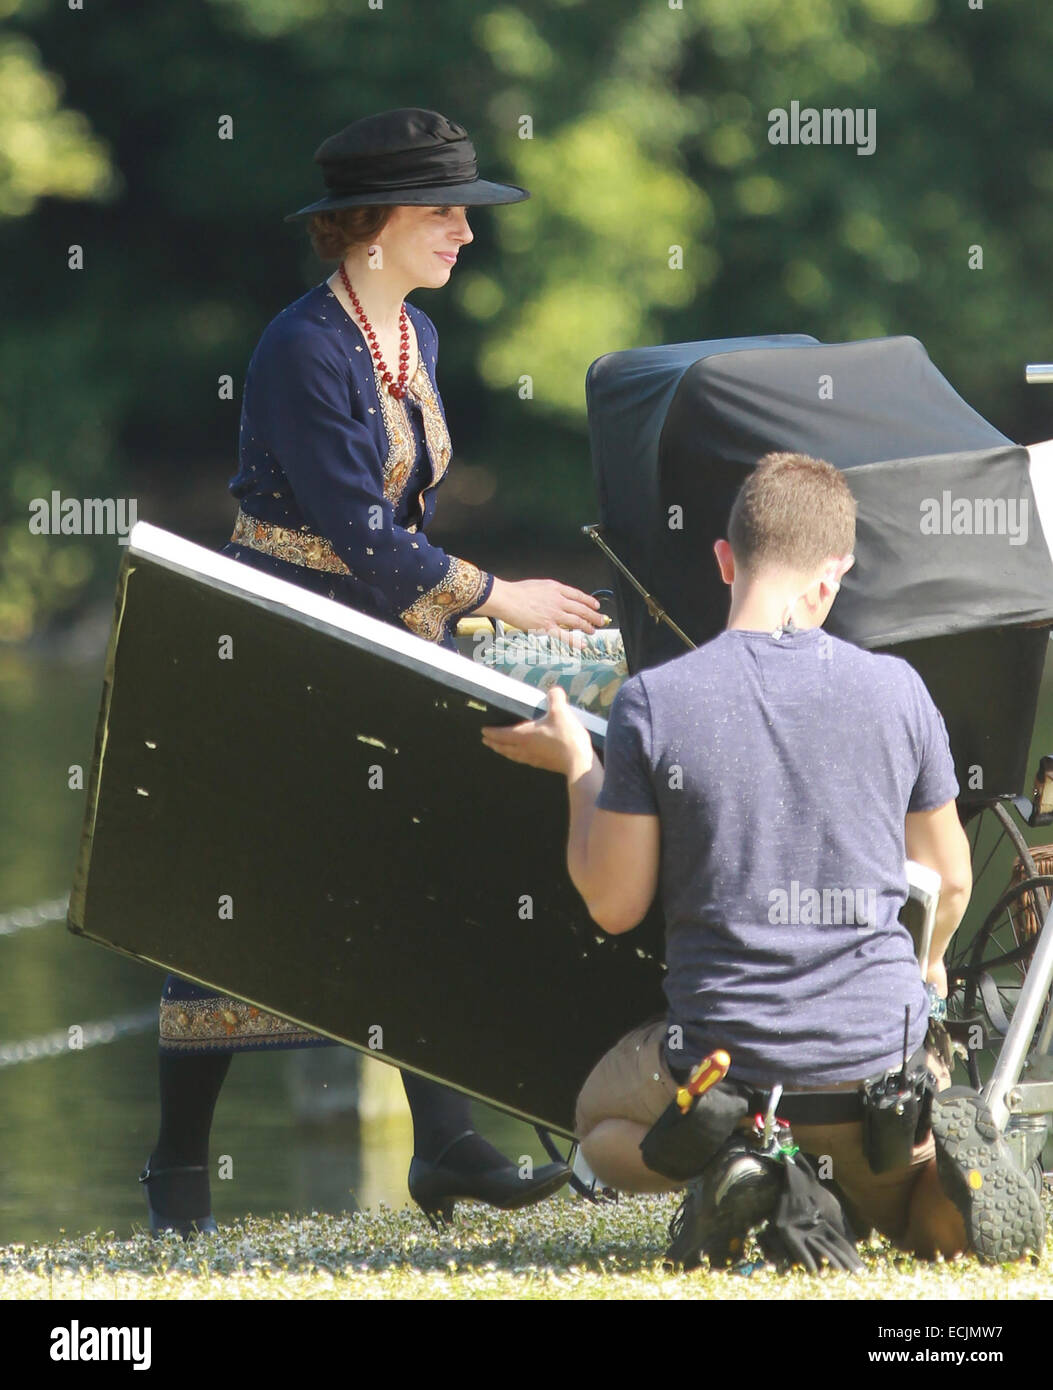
[{"x1": 587, "y1": 334, "x2": 1053, "y2": 801}]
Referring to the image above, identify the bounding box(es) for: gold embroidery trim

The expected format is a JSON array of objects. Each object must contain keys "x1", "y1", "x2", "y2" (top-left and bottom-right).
[
  {"x1": 230, "y1": 508, "x2": 351, "y2": 575},
  {"x1": 326, "y1": 292, "x2": 449, "y2": 516},
  {"x1": 373, "y1": 343, "x2": 452, "y2": 518},
  {"x1": 399, "y1": 557, "x2": 492, "y2": 644},
  {"x1": 160, "y1": 996, "x2": 322, "y2": 1048},
  {"x1": 231, "y1": 508, "x2": 484, "y2": 645}
]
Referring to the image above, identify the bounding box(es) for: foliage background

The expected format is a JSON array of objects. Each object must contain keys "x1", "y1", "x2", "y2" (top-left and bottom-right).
[{"x1": 2, "y1": 0, "x2": 1052, "y2": 639}]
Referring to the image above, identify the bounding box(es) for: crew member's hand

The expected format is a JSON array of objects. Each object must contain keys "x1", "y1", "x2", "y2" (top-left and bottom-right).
[
  {"x1": 481, "y1": 685, "x2": 595, "y2": 777},
  {"x1": 481, "y1": 576, "x2": 605, "y2": 637}
]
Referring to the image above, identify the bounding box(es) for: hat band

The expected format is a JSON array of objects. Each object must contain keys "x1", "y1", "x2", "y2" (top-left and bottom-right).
[{"x1": 322, "y1": 143, "x2": 479, "y2": 196}]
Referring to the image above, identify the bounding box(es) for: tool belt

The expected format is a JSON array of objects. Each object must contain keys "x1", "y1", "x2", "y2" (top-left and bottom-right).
[
  {"x1": 737, "y1": 1086, "x2": 864, "y2": 1126},
  {"x1": 669, "y1": 1042, "x2": 935, "y2": 1126},
  {"x1": 648, "y1": 1043, "x2": 938, "y2": 1181}
]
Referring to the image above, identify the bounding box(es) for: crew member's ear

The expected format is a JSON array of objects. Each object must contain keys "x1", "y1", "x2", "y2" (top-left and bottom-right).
[
  {"x1": 713, "y1": 538, "x2": 735, "y2": 587},
  {"x1": 820, "y1": 553, "x2": 855, "y2": 599}
]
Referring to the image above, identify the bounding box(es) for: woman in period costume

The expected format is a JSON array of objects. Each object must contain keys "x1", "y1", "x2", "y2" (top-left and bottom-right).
[{"x1": 139, "y1": 108, "x2": 604, "y2": 1236}]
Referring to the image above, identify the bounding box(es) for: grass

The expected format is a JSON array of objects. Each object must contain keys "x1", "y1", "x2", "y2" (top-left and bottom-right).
[{"x1": 2, "y1": 1190, "x2": 1052, "y2": 1300}]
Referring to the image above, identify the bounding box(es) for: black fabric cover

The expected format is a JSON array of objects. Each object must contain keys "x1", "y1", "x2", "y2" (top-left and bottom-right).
[
  {"x1": 588, "y1": 334, "x2": 819, "y2": 671},
  {"x1": 587, "y1": 334, "x2": 1053, "y2": 799}
]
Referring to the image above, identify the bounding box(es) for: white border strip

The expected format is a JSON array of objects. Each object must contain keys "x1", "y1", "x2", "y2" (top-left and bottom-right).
[
  {"x1": 1028, "y1": 440, "x2": 1053, "y2": 559},
  {"x1": 127, "y1": 521, "x2": 610, "y2": 738}
]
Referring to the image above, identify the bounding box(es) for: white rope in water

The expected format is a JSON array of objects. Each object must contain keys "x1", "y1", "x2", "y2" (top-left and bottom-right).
[
  {"x1": 0, "y1": 895, "x2": 156, "y2": 1066},
  {"x1": 0, "y1": 893, "x2": 70, "y2": 937},
  {"x1": 0, "y1": 1006, "x2": 158, "y2": 1069}
]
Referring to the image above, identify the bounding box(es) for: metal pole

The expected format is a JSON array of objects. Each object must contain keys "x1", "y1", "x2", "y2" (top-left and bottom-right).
[
  {"x1": 581, "y1": 524, "x2": 697, "y2": 651},
  {"x1": 984, "y1": 895, "x2": 1053, "y2": 1129},
  {"x1": 1019, "y1": 355, "x2": 1053, "y2": 1041}
]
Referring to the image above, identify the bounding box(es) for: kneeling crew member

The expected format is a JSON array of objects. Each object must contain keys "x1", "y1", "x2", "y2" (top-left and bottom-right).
[{"x1": 482, "y1": 451, "x2": 1045, "y2": 1265}]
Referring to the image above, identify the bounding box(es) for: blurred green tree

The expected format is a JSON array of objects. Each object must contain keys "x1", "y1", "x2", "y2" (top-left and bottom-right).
[
  {"x1": 1, "y1": 0, "x2": 1051, "y2": 639},
  {"x1": 0, "y1": 0, "x2": 118, "y2": 638}
]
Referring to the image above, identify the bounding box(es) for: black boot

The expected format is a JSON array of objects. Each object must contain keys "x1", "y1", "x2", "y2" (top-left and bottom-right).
[
  {"x1": 400, "y1": 1074, "x2": 569, "y2": 1227},
  {"x1": 408, "y1": 1130, "x2": 571, "y2": 1228},
  {"x1": 139, "y1": 1160, "x2": 218, "y2": 1239},
  {"x1": 140, "y1": 1051, "x2": 230, "y2": 1239}
]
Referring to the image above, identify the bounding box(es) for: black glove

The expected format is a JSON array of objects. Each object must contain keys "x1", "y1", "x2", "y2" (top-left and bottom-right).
[
  {"x1": 640, "y1": 1082, "x2": 749, "y2": 1182},
  {"x1": 759, "y1": 1151, "x2": 865, "y2": 1274}
]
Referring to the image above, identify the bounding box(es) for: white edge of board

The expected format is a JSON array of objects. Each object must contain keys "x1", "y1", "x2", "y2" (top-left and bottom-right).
[{"x1": 126, "y1": 520, "x2": 611, "y2": 739}]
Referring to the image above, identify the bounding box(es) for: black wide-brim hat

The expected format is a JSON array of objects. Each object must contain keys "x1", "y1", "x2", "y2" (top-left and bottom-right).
[{"x1": 283, "y1": 107, "x2": 530, "y2": 222}]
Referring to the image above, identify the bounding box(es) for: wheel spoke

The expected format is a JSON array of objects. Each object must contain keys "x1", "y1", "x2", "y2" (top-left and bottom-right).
[
  {"x1": 969, "y1": 822, "x2": 1007, "y2": 890},
  {"x1": 947, "y1": 800, "x2": 1053, "y2": 1101}
]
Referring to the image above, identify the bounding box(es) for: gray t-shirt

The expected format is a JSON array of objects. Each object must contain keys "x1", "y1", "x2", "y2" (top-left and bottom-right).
[{"x1": 596, "y1": 626, "x2": 959, "y2": 1086}]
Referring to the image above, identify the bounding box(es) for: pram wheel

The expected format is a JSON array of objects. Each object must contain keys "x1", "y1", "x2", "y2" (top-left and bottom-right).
[
  {"x1": 1026, "y1": 1157, "x2": 1048, "y2": 1197},
  {"x1": 947, "y1": 801, "x2": 1053, "y2": 1090},
  {"x1": 948, "y1": 872, "x2": 1053, "y2": 1089},
  {"x1": 533, "y1": 1126, "x2": 618, "y2": 1204}
]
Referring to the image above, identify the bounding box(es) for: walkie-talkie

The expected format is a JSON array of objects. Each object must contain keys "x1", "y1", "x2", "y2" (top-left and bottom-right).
[{"x1": 860, "y1": 1005, "x2": 927, "y2": 1174}]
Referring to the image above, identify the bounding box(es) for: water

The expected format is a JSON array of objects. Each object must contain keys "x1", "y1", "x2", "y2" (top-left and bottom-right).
[
  {"x1": 4, "y1": 637, "x2": 1053, "y2": 1245},
  {"x1": 0, "y1": 646, "x2": 554, "y2": 1246}
]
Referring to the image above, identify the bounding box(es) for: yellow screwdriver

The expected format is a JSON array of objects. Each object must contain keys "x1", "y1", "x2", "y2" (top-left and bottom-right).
[{"x1": 676, "y1": 1049, "x2": 731, "y2": 1114}]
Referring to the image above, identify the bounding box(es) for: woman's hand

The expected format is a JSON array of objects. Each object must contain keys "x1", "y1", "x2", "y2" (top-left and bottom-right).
[{"x1": 477, "y1": 576, "x2": 605, "y2": 637}]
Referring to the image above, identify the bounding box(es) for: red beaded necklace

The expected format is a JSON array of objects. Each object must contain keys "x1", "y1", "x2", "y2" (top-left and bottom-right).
[{"x1": 339, "y1": 262, "x2": 411, "y2": 400}]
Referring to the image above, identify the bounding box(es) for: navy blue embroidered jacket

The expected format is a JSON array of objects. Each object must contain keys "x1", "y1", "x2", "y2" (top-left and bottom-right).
[{"x1": 223, "y1": 280, "x2": 493, "y2": 648}]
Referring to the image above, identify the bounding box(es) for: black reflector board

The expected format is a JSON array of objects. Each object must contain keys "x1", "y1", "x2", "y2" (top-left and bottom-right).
[{"x1": 68, "y1": 523, "x2": 666, "y2": 1134}]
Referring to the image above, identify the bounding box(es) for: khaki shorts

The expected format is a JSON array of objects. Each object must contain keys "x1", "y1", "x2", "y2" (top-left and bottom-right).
[{"x1": 575, "y1": 1017, "x2": 952, "y2": 1245}]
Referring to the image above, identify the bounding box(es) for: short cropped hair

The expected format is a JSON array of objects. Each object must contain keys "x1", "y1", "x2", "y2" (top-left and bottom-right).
[
  {"x1": 727, "y1": 452, "x2": 856, "y2": 575},
  {"x1": 307, "y1": 206, "x2": 395, "y2": 262}
]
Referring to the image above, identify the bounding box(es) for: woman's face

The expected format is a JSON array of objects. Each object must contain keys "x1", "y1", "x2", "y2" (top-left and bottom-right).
[{"x1": 378, "y1": 205, "x2": 473, "y2": 287}]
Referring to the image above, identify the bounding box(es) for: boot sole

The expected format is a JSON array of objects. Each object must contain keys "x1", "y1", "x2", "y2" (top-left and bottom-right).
[{"x1": 930, "y1": 1090, "x2": 1046, "y2": 1263}]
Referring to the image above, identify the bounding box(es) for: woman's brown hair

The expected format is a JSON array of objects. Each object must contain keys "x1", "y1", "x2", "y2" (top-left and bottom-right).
[{"x1": 307, "y1": 206, "x2": 395, "y2": 262}]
